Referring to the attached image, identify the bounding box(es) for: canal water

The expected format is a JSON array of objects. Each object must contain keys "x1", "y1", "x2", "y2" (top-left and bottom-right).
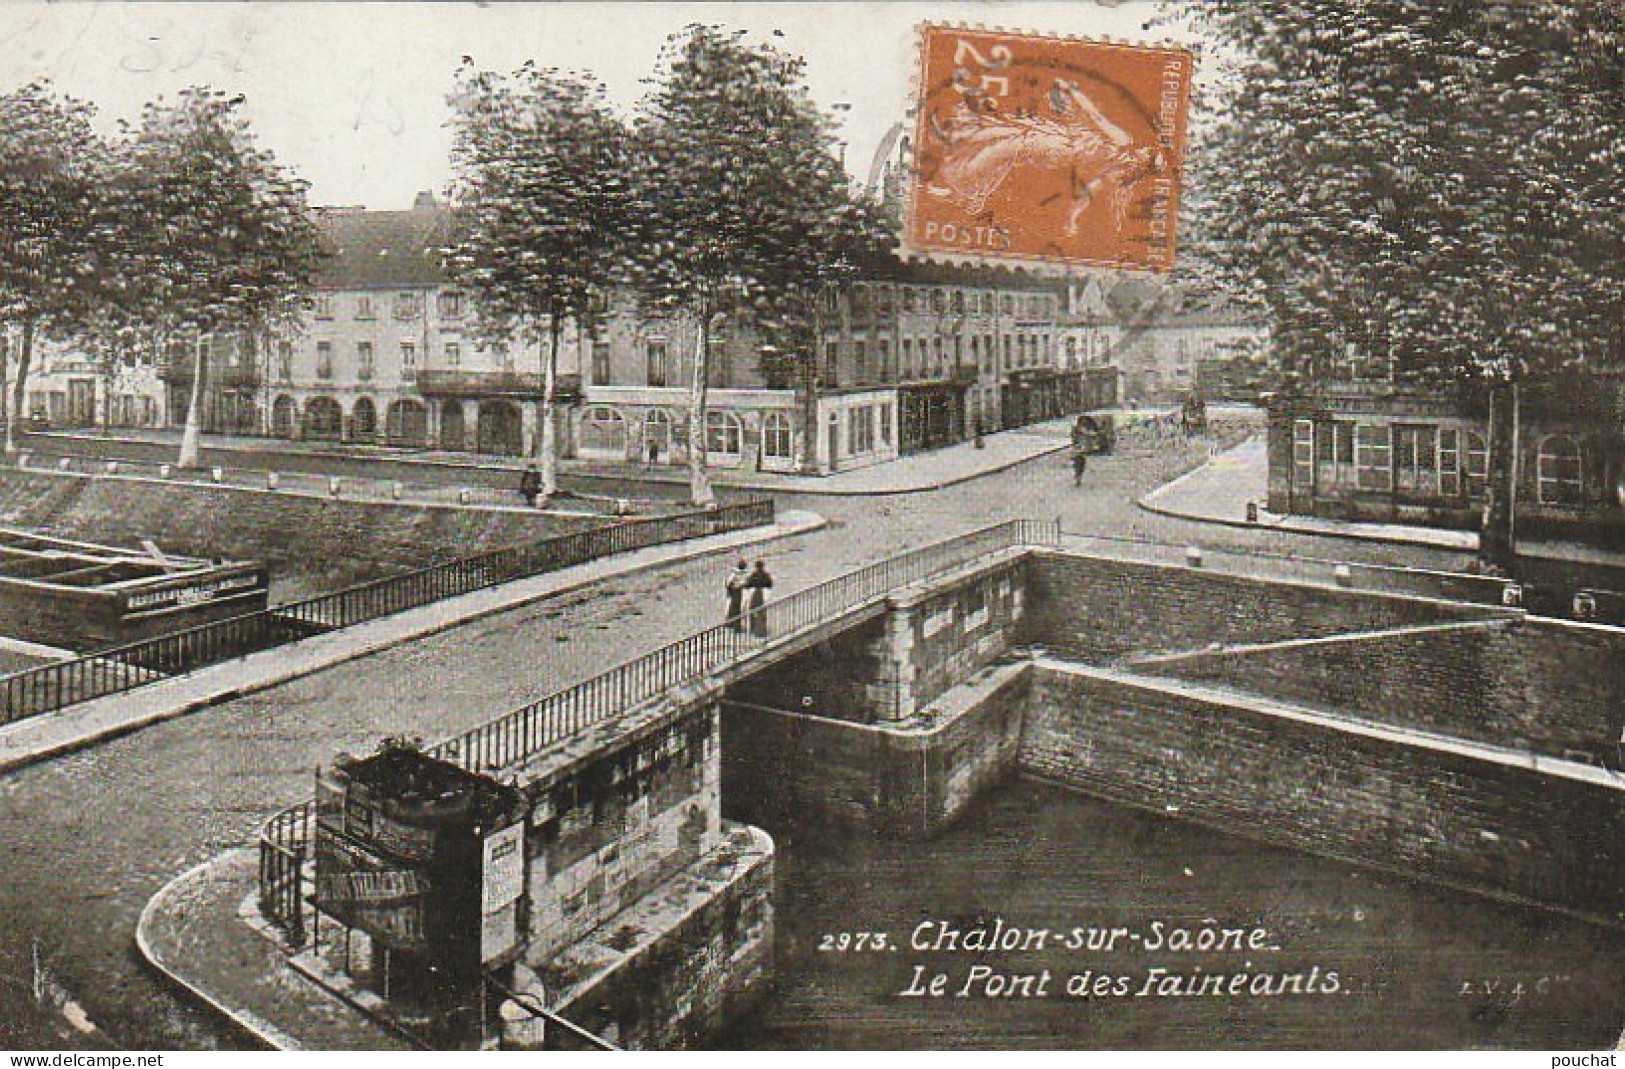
[{"x1": 725, "y1": 778, "x2": 1625, "y2": 1050}]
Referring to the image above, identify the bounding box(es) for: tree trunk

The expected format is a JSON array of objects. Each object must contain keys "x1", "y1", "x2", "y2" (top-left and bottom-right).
[
  {"x1": 0, "y1": 328, "x2": 10, "y2": 456},
  {"x1": 799, "y1": 302, "x2": 822, "y2": 475},
  {"x1": 177, "y1": 333, "x2": 208, "y2": 469},
  {"x1": 687, "y1": 308, "x2": 715, "y2": 507},
  {"x1": 7, "y1": 319, "x2": 36, "y2": 456},
  {"x1": 537, "y1": 311, "x2": 561, "y2": 503},
  {"x1": 1479, "y1": 379, "x2": 1517, "y2": 571}
]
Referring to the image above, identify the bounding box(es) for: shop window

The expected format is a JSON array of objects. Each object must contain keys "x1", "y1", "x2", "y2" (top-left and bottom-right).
[
  {"x1": 762, "y1": 412, "x2": 793, "y2": 459},
  {"x1": 1537, "y1": 435, "x2": 1583, "y2": 504},
  {"x1": 1355, "y1": 423, "x2": 1392, "y2": 492},
  {"x1": 705, "y1": 410, "x2": 743, "y2": 456},
  {"x1": 1465, "y1": 431, "x2": 1489, "y2": 500}
]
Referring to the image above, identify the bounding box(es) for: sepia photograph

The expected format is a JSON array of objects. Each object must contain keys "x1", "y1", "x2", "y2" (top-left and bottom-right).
[{"x1": 0, "y1": 0, "x2": 1620, "y2": 1054}]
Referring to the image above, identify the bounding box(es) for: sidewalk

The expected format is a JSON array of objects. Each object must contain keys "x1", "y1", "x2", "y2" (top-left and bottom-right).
[
  {"x1": 137, "y1": 849, "x2": 408, "y2": 1051},
  {"x1": 26, "y1": 415, "x2": 1112, "y2": 496},
  {"x1": 0, "y1": 509, "x2": 825, "y2": 775},
  {"x1": 1142, "y1": 439, "x2": 1625, "y2": 574},
  {"x1": 1140, "y1": 438, "x2": 1481, "y2": 551}
]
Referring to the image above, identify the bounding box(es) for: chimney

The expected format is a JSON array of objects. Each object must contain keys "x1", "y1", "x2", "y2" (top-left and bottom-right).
[{"x1": 413, "y1": 190, "x2": 438, "y2": 212}]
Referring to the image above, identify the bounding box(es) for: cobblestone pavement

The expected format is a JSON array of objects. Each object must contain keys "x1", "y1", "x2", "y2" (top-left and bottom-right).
[{"x1": 0, "y1": 420, "x2": 1478, "y2": 1050}]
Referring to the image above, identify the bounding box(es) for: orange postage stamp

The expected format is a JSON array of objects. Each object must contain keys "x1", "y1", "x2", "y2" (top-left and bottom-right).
[{"x1": 904, "y1": 24, "x2": 1193, "y2": 273}]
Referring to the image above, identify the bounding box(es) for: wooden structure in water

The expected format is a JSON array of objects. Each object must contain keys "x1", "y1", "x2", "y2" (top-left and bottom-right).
[{"x1": 0, "y1": 525, "x2": 269, "y2": 651}]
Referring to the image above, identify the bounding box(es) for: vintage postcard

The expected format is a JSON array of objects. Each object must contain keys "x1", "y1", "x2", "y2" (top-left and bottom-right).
[{"x1": 0, "y1": 0, "x2": 1619, "y2": 1057}]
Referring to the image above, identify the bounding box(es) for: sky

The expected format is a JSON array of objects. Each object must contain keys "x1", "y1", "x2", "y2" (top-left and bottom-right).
[{"x1": 0, "y1": 0, "x2": 1192, "y2": 210}]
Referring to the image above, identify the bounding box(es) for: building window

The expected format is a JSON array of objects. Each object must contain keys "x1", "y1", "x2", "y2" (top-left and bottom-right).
[
  {"x1": 849, "y1": 405, "x2": 875, "y2": 454},
  {"x1": 646, "y1": 340, "x2": 667, "y2": 387},
  {"x1": 315, "y1": 341, "x2": 333, "y2": 379},
  {"x1": 276, "y1": 341, "x2": 293, "y2": 382},
  {"x1": 393, "y1": 292, "x2": 419, "y2": 320},
  {"x1": 823, "y1": 340, "x2": 840, "y2": 388},
  {"x1": 1465, "y1": 431, "x2": 1489, "y2": 501},
  {"x1": 399, "y1": 341, "x2": 416, "y2": 378},
  {"x1": 1438, "y1": 427, "x2": 1461, "y2": 499},
  {"x1": 444, "y1": 342, "x2": 461, "y2": 367},
  {"x1": 853, "y1": 340, "x2": 867, "y2": 383},
  {"x1": 314, "y1": 295, "x2": 334, "y2": 320},
  {"x1": 1003, "y1": 336, "x2": 1013, "y2": 371},
  {"x1": 901, "y1": 338, "x2": 914, "y2": 378},
  {"x1": 1001, "y1": 294, "x2": 1015, "y2": 315},
  {"x1": 580, "y1": 406, "x2": 626, "y2": 455},
  {"x1": 903, "y1": 288, "x2": 919, "y2": 312},
  {"x1": 356, "y1": 341, "x2": 374, "y2": 381},
  {"x1": 1354, "y1": 422, "x2": 1392, "y2": 492},
  {"x1": 1537, "y1": 435, "x2": 1583, "y2": 504},
  {"x1": 1292, "y1": 419, "x2": 1314, "y2": 493},
  {"x1": 438, "y1": 291, "x2": 463, "y2": 320},
  {"x1": 1315, "y1": 419, "x2": 1356, "y2": 489},
  {"x1": 355, "y1": 295, "x2": 374, "y2": 320},
  {"x1": 879, "y1": 403, "x2": 893, "y2": 447},
  {"x1": 762, "y1": 411, "x2": 793, "y2": 460},
  {"x1": 1393, "y1": 424, "x2": 1439, "y2": 498},
  {"x1": 705, "y1": 410, "x2": 742, "y2": 456},
  {"x1": 592, "y1": 342, "x2": 611, "y2": 386},
  {"x1": 877, "y1": 338, "x2": 891, "y2": 382}
]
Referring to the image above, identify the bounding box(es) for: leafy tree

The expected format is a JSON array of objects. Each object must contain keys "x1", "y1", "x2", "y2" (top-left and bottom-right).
[
  {"x1": 0, "y1": 82, "x2": 110, "y2": 453},
  {"x1": 447, "y1": 61, "x2": 631, "y2": 503},
  {"x1": 629, "y1": 25, "x2": 858, "y2": 504},
  {"x1": 1191, "y1": 1, "x2": 1624, "y2": 565},
  {"x1": 116, "y1": 87, "x2": 322, "y2": 468}
]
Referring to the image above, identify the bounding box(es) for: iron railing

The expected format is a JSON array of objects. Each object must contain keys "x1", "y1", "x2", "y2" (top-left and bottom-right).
[
  {"x1": 0, "y1": 497, "x2": 774, "y2": 724},
  {"x1": 255, "y1": 517, "x2": 1059, "y2": 940}
]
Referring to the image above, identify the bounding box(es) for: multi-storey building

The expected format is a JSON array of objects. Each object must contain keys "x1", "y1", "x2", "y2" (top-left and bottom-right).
[
  {"x1": 18, "y1": 193, "x2": 1102, "y2": 476},
  {"x1": 263, "y1": 193, "x2": 581, "y2": 455}
]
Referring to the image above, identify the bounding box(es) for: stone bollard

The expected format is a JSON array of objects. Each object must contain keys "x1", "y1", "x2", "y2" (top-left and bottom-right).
[
  {"x1": 57, "y1": 457, "x2": 72, "y2": 472},
  {"x1": 159, "y1": 463, "x2": 172, "y2": 479},
  {"x1": 1334, "y1": 564, "x2": 1353, "y2": 587},
  {"x1": 328, "y1": 476, "x2": 342, "y2": 497},
  {"x1": 210, "y1": 466, "x2": 224, "y2": 484},
  {"x1": 458, "y1": 487, "x2": 472, "y2": 505},
  {"x1": 105, "y1": 461, "x2": 119, "y2": 475},
  {"x1": 391, "y1": 481, "x2": 403, "y2": 501},
  {"x1": 266, "y1": 471, "x2": 279, "y2": 490},
  {"x1": 15, "y1": 451, "x2": 29, "y2": 470},
  {"x1": 1574, "y1": 590, "x2": 1598, "y2": 621},
  {"x1": 1184, "y1": 545, "x2": 1203, "y2": 569},
  {"x1": 1501, "y1": 583, "x2": 1523, "y2": 608}
]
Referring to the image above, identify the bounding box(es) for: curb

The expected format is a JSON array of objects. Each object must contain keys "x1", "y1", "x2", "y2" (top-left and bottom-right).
[
  {"x1": 1136, "y1": 452, "x2": 1480, "y2": 554},
  {"x1": 135, "y1": 850, "x2": 297, "y2": 1052},
  {"x1": 0, "y1": 514, "x2": 826, "y2": 775}
]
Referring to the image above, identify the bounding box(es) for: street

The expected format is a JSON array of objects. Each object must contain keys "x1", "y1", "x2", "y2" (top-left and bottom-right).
[{"x1": 0, "y1": 424, "x2": 1480, "y2": 1049}]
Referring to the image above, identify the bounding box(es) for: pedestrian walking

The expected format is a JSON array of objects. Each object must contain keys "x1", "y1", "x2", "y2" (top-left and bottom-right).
[
  {"x1": 745, "y1": 560, "x2": 773, "y2": 638},
  {"x1": 725, "y1": 559, "x2": 749, "y2": 632},
  {"x1": 1072, "y1": 448, "x2": 1088, "y2": 486},
  {"x1": 519, "y1": 463, "x2": 541, "y2": 507}
]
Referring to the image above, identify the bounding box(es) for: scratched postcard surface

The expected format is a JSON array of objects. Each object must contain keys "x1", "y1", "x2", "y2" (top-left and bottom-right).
[{"x1": 0, "y1": 0, "x2": 1620, "y2": 1056}]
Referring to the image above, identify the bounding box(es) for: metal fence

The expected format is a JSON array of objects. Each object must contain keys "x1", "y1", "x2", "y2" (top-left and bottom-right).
[
  {"x1": 0, "y1": 497, "x2": 773, "y2": 724},
  {"x1": 255, "y1": 517, "x2": 1060, "y2": 941}
]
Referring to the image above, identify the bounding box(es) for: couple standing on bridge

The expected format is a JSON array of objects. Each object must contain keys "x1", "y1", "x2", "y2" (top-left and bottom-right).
[{"x1": 726, "y1": 560, "x2": 774, "y2": 637}]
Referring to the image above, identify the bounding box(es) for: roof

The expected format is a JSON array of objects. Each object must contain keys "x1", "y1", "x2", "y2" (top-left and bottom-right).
[{"x1": 313, "y1": 199, "x2": 457, "y2": 291}]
